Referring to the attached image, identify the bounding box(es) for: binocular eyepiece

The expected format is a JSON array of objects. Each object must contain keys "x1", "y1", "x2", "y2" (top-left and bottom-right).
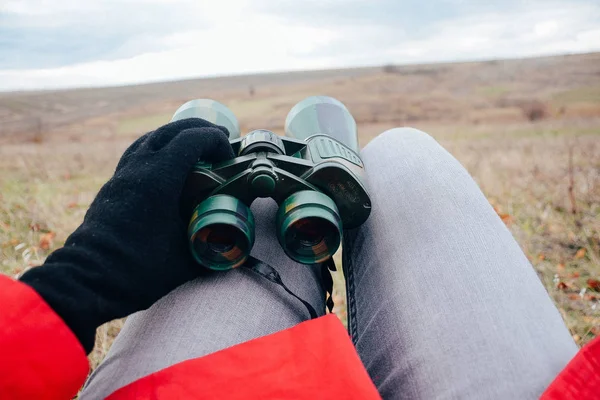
[{"x1": 174, "y1": 96, "x2": 371, "y2": 270}]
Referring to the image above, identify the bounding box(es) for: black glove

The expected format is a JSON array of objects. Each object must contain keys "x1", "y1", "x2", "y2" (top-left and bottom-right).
[{"x1": 20, "y1": 118, "x2": 235, "y2": 353}]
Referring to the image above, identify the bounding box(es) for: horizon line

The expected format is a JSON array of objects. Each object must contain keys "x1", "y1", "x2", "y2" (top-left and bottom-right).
[{"x1": 1, "y1": 50, "x2": 597, "y2": 96}]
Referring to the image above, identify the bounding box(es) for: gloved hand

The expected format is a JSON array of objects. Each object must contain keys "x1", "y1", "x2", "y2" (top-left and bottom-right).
[{"x1": 20, "y1": 118, "x2": 235, "y2": 353}]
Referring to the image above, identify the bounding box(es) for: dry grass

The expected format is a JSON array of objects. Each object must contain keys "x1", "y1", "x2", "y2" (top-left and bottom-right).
[{"x1": 1, "y1": 53, "x2": 599, "y2": 369}]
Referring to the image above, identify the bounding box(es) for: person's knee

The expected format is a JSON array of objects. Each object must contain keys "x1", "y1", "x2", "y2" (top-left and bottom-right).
[
  {"x1": 359, "y1": 126, "x2": 478, "y2": 207},
  {"x1": 361, "y1": 127, "x2": 445, "y2": 172},
  {"x1": 363, "y1": 127, "x2": 437, "y2": 157}
]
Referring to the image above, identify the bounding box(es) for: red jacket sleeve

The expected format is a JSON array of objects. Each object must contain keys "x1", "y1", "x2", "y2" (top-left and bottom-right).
[
  {"x1": 0, "y1": 274, "x2": 89, "y2": 399},
  {"x1": 541, "y1": 335, "x2": 600, "y2": 399}
]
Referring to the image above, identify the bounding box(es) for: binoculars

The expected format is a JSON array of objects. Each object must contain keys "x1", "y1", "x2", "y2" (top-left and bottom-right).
[{"x1": 175, "y1": 96, "x2": 371, "y2": 270}]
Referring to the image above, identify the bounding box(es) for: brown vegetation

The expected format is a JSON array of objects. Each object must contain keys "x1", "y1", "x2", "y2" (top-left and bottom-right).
[{"x1": 521, "y1": 100, "x2": 548, "y2": 122}]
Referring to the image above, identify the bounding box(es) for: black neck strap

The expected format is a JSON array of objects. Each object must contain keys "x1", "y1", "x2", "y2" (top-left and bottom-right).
[{"x1": 243, "y1": 256, "x2": 336, "y2": 320}]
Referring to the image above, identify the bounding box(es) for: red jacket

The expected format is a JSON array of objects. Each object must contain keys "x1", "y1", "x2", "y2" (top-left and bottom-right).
[{"x1": 0, "y1": 274, "x2": 598, "y2": 399}]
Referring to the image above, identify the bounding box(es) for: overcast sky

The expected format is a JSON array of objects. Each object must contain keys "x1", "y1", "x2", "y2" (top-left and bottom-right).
[{"x1": 1, "y1": 0, "x2": 599, "y2": 91}]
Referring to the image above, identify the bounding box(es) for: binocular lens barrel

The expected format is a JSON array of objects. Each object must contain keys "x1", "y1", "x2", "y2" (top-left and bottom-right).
[
  {"x1": 276, "y1": 191, "x2": 342, "y2": 264},
  {"x1": 285, "y1": 96, "x2": 359, "y2": 152},
  {"x1": 171, "y1": 99, "x2": 241, "y2": 140},
  {"x1": 188, "y1": 191, "x2": 342, "y2": 269},
  {"x1": 188, "y1": 195, "x2": 255, "y2": 270}
]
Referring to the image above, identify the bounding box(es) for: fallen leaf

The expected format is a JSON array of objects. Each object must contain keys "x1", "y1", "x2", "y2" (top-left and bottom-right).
[
  {"x1": 0, "y1": 221, "x2": 9, "y2": 232},
  {"x1": 39, "y1": 232, "x2": 56, "y2": 250},
  {"x1": 538, "y1": 254, "x2": 546, "y2": 261},
  {"x1": 9, "y1": 238, "x2": 19, "y2": 246},
  {"x1": 66, "y1": 202, "x2": 78, "y2": 209},
  {"x1": 492, "y1": 205, "x2": 513, "y2": 225},
  {"x1": 584, "y1": 294, "x2": 598, "y2": 301},
  {"x1": 499, "y1": 213, "x2": 513, "y2": 225},
  {"x1": 570, "y1": 272, "x2": 580, "y2": 278},
  {"x1": 557, "y1": 263, "x2": 566, "y2": 271},
  {"x1": 557, "y1": 281, "x2": 570, "y2": 291},
  {"x1": 568, "y1": 294, "x2": 580, "y2": 300},
  {"x1": 575, "y1": 248, "x2": 587, "y2": 259},
  {"x1": 587, "y1": 279, "x2": 600, "y2": 292}
]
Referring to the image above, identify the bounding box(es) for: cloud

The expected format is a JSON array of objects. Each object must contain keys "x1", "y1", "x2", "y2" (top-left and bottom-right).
[
  {"x1": 0, "y1": 0, "x2": 599, "y2": 91},
  {"x1": 378, "y1": 2, "x2": 600, "y2": 63},
  {"x1": 0, "y1": 0, "x2": 217, "y2": 69}
]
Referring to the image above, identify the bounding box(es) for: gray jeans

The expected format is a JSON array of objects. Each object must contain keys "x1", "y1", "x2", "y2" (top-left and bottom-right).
[{"x1": 81, "y1": 128, "x2": 577, "y2": 399}]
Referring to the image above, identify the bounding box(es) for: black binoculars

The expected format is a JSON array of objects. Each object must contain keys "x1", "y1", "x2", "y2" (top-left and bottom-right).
[{"x1": 176, "y1": 96, "x2": 371, "y2": 270}]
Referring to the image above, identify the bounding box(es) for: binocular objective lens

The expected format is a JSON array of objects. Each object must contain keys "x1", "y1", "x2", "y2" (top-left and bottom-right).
[
  {"x1": 188, "y1": 195, "x2": 255, "y2": 271},
  {"x1": 277, "y1": 191, "x2": 342, "y2": 264},
  {"x1": 206, "y1": 225, "x2": 238, "y2": 253},
  {"x1": 291, "y1": 217, "x2": 326, "y2": 247}
]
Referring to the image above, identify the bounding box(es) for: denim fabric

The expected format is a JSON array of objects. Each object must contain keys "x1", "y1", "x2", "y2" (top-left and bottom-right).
[{"x1": 342, "y1": 128, "x2": 577, "y2": 399}]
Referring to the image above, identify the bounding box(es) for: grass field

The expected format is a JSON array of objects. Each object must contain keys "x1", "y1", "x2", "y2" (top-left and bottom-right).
[{"x1": 1, "y1": 53, "x2": 599, "y2": 369}]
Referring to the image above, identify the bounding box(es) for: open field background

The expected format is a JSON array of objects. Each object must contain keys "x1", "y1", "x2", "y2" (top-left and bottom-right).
[{"x1": 1, "y1": 53, "x2": 599, "y2": 369}]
